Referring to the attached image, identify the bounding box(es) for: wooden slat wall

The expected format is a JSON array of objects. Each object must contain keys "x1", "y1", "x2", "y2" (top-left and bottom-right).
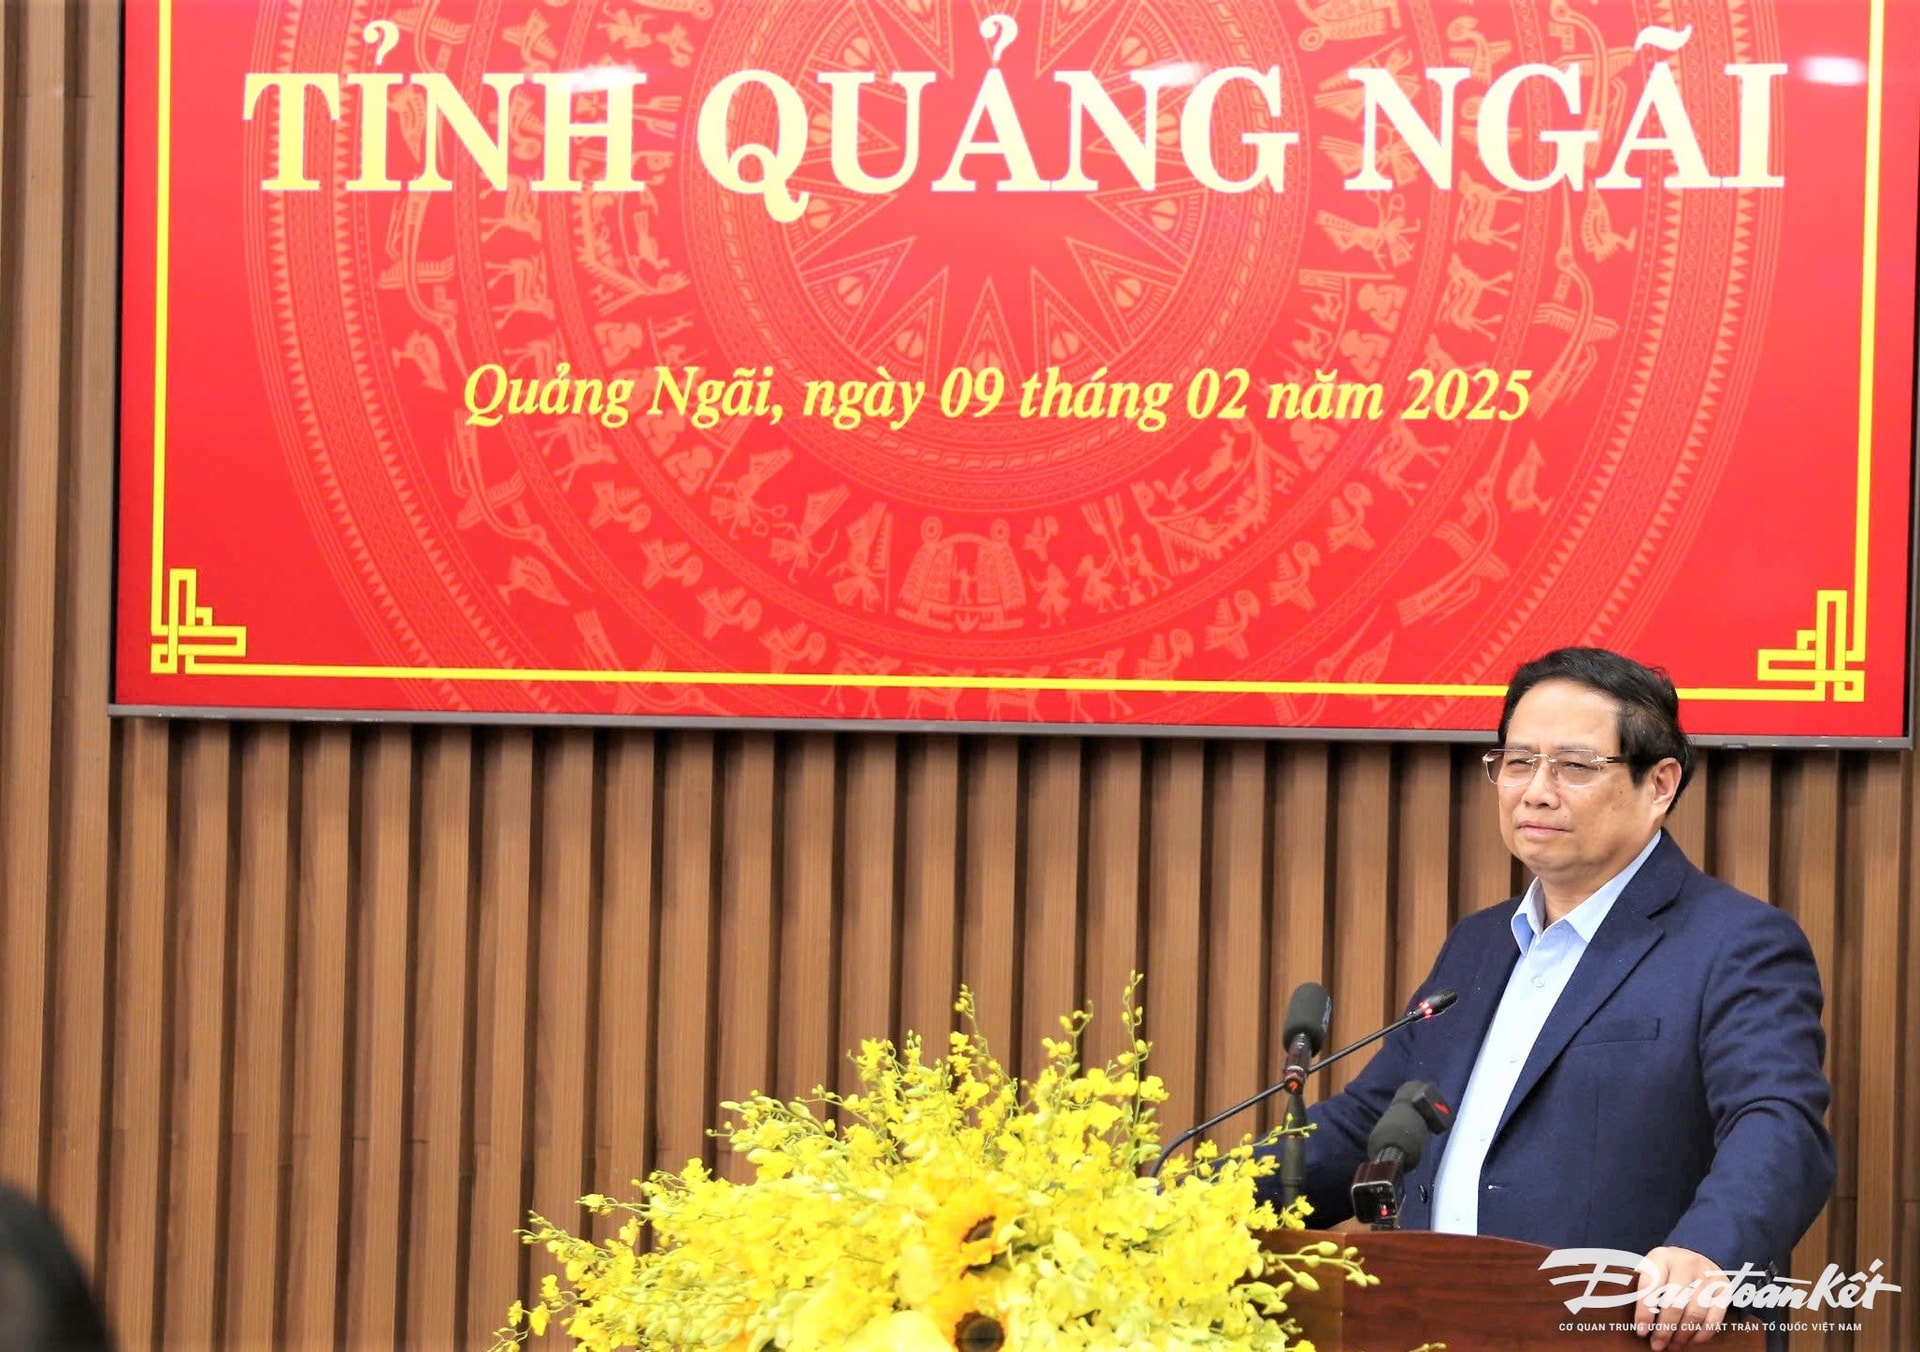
[{"x1": 1, "y1": 4, "x2": 1915, "y2": 1349}]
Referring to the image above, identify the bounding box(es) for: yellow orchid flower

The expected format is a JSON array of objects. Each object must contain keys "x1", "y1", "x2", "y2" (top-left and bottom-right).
[{"x1": 490, "y1": 977, "x2": 1367, "y2": 1352}]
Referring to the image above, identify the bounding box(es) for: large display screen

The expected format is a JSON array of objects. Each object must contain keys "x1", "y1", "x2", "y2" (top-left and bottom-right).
[{"x1": 115, "y1": 0, "x2": 1920, "y2": 739}]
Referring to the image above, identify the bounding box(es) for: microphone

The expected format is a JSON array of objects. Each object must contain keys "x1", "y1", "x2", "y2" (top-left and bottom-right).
[
  {"x1": 1383, "y1": 1077, "x2": 1452, "y2": 1135},
  {"x1": 1277, "y1": 983, "x2": 1332, "y2": 1210},
  {"x1": 1281, "y1": 983, "x2": 1332, "y2": 1095},
  {"x1": 1349, "y1": 1080, "x2": 1452, "y2": 1229},
  {"x1": 1148, "y1": 988, "x2": 1457, "y2": 1178}
]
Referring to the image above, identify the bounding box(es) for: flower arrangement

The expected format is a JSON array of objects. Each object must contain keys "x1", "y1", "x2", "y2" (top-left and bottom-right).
[{"x1": 495, "y1": 980, "x2": 1377, "y2": 1351}]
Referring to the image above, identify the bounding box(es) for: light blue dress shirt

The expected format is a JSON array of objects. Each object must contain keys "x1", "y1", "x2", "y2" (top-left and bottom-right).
[{"x1": 1429, "y1": 830, "x2": 1665, "y2": 1234}]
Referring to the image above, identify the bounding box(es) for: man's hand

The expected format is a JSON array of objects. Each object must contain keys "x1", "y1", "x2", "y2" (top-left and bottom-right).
[{"x1": 1634, "y1": 1245, "x2": 1728, "y2": 1350}]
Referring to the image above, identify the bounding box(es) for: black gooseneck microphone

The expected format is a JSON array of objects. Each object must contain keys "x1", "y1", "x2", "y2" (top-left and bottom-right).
[
  {"x1": 1277, "y1": 983, "x2": 1333, "y2": 1208},
  {"x1": 1148, "y1": 987, "x2": 1457, "y2": 1179}
]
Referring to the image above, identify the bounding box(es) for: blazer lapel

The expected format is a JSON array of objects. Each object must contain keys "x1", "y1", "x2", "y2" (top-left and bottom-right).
[
  {"x1": 1432, "y1": 907, "x2": 1523, "y2": 1117},
  {"x1": 1409, "y1": 908, "x2": 1524, "y2": 1209},
  {"x1": 1492, "y1": 835, "x2": 1689, "y2": 1139}
]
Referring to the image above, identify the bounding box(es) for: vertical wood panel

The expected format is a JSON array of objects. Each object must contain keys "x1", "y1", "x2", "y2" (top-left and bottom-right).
[
  {"x1": 228, "y1": 727, "x2": 294, "y2": 1351},
  {"x1": 286, "y1": 730, "x2": 354, "y2": 1351},
  {"x1": 522, "y1": 734, "x2": 598, "y2": 1306},
  {"x1": 1329, "y1": 747, "x2": 1393, "y2": 1095},
  {"x1": 716, "y1": 733, "x2": 778, "y2": 1181},
  {"x1": 1269, "y1": 746, "x2": 1331, "y2": 1126},
  {"x1": 409, "y1": 729, "x2": 473, "y2": 1347},
  {"x1": 1897, "y1": 754, "x2": 1920, "y2": 1352},
  {"x1": 1826, "y1": 761, "x2": 1866, "y2": 1287},
  {"x1": 1145, "y1": 741, "x2": 1207, "y2": 1140},
  {"x1": 900, "y1": 737, "x2": 962, "y2": 1051},
  {"x1": 1205, "y1": 742, "x2": 1268, "y2": 1129},
  {"x1": 465, "y1": 732, "x2": 536, "y2": 1346},
  {"x1": 1902, "y1": 782, "x2": 1920, "y2": 1352},
  {"x1": 718, "y1": 729, "x2": 775, "y2": 1106},
  {"x1": 1903, "y1": 752, "x2": 1920, "y2": 1352},
  {"x1": 1714, "y1": 753, "x2": 1775, "y2": 898},
  {"x1": 1782, "y1": 754, "x2": 1843, "y2": 1352},
  {"x1": 776, "y1": 736, "x2": 837, "y2": 1102},
  {"x1": 1396, "y1": 747, "x2": 1452, "y2": 1000},
  {"x1": 840, "y1": 736, "x2": 900, "y2": 1095},
  {"x1": 594, "y1": 734, "x2": 657, "y2": 1231},
  {"x1": 1853, "y1": 756, "x2": 1907, "y2": 1352},
  {"x1": 103, "y1": 719, "x2": 172, "y2": 1352},
  {"x1": 0, "y1": 0, "x2": 73, "y2": 1202},
  {"x1": 1083, "y1": 740, "x2": 1145, "y2": 1069},
  {"x1": 531, "y1": 733, "x2": 597, "y2": 1244},
  {"x1": 355, "y1": 727, "x2": 416, "y2": 1348},
  {"x1": 164, "y1": 724, "x2": 233, "y2": 1351},
  {"x1": 44, "y1": 0, "x2": 121, "y2": 1270},
  {"x1": 656, "y1": 734, "x2": 718, "y2": 1172},
  {"x1": 962, "y1": 739, "x2": 1022, "y2": 1066},
  {"x1": 1022, "y1": 738, "x2": 1083, "y2": 1068}
]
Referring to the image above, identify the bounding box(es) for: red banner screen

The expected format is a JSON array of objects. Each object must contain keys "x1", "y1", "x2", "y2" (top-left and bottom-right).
[{"x1": 115, "y1": 0, "x2": 1920, "y2": 740}]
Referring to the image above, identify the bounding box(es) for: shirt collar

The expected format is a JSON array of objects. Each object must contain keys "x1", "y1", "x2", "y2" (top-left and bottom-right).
[{"x1": 1511, "y1": 829, "x2": 1664, "y2": 953}]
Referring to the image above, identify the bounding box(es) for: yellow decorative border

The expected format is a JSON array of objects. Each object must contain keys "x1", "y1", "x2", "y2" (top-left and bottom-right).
[
  {"x1": 145, "y1": 0, "x2": 1890, "y2": 706},
  {"x1": 145, "y1": 2, "x2": 254, "y2": 676}
]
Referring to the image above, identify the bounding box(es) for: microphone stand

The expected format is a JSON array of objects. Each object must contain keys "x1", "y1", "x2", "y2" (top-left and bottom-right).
[
  {"x1": 1278, "y1": 1089, "x2": 1308, "y2": 1209},
  {"x1": 1147, "y1": 992, "x2": 1454, "y2": 1179}
]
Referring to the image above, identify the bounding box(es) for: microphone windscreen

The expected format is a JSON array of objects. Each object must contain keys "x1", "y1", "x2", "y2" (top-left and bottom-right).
[
  {"x1": 1422, "y1": 988, "x2": 1459, "y2": 1015},
  {"x1": 1366, "y1": 1101, "x2": 1432, "y2": 1169},
  {"x1": 1389, "y1": 1079, "x2": 1454, "y2": 1133},
  {"x1": 1283, "y1": 982, "x2": 1333, "y2": 1053}
]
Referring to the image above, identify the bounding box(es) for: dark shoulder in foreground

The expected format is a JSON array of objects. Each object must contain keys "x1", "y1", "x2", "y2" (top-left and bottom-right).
[{"x1": 1667, "y1": 862, "x2": 1814, "y2": 939}]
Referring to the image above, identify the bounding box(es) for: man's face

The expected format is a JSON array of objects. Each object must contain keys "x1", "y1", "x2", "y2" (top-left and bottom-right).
[{"x1": 1496, "y1": 679, "x2": 1679, "y2": 897}]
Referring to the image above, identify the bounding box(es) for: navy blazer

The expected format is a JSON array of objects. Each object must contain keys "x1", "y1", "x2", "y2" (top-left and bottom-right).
[{"x1": 1266, "y1": 833, "x2": 1835, "y2": 1273}]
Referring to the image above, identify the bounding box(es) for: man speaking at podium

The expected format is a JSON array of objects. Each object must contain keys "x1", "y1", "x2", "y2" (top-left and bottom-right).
[{"x1": 1268, "y1": 648, "x2": 1835, "y2": 1349}]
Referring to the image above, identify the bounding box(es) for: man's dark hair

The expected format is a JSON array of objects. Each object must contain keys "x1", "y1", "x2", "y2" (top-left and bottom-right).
[
  {"x1": 0, "y1": 1183, "x2": 115, "y2": 1352},
  {"x1": 1496, "y1": 647, "x2": 1695, "y2": 801}
]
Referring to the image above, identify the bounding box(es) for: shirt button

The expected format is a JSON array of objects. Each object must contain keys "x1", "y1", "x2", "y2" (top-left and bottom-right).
[{"x1": 1532, "y1": 975, "x2": 1546, "y2": 988}]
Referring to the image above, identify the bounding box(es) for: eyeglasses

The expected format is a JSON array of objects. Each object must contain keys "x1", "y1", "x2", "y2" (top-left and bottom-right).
[{"x1": 1481, "y1": 749, "x2": 1629, "y2": 789}]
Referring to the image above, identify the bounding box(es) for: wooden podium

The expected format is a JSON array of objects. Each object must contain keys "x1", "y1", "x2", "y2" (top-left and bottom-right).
[{"x1": 1276, "y1": 1230, "x2": 1766, "y2": 1350}]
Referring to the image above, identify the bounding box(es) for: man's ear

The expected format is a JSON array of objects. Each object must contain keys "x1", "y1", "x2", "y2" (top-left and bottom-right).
[{"x1": 1647, "y1": 758, "x2": 1683, "y2": 814}]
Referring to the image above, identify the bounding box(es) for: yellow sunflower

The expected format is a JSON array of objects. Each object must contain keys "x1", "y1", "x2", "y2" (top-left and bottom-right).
[
  {"x1": 913, "y1": 1272, "x2": 1007, "y2": 1351},
  {"x1": 897, "y1": 1184, "x2": 1019, "y2": 1308}
]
